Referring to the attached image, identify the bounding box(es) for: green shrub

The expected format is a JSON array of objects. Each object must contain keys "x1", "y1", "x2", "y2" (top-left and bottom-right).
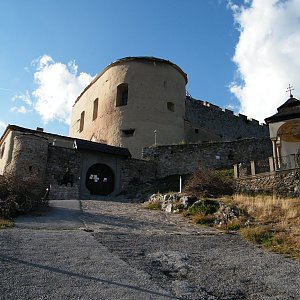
[{"x1": 186, "y1": 199, "x2": 219, "y2": 216}]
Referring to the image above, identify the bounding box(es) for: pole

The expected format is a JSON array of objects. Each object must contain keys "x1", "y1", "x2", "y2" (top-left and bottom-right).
[
  {"x1": 179, "y1": 176, "x2": 182, "y2": 193},
  {"x1": 154, "y1": 130, "x2": 157, "y2": 146}
]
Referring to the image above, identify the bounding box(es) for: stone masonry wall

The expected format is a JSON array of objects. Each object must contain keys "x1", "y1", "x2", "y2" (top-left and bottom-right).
[
  {"x1": 185, "y1": 97, "x2": 268, "y2": 142},
  {"x1": 5, "y1": 134, "x2": 49, "y2": 198},
  {"x1": 120, "y1": 158, "x2": 157, "y2": 193},
  {"x1": 142, "y1": 138, "x2": 272, "y2": 178},
  {"x1": 235, "y1": 169, "x2": 300, "y2": 197},
  {"x1": 45, "y1": 146, "x2": 81, "y2": 200}
]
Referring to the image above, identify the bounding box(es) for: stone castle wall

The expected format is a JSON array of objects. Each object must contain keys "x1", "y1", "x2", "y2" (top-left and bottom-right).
[
  {"x1": 185, "y1": 97, "x2": 268, "y2": 143},
  {"x1": 142, "y1": 138, "x2": 272, "y2": 178},
  {"x1": 5, "y1": 134, "x2": 49, "y2": 196},
  {"x1": 235, "y1": 169, "x2": 300, "y2": 197},
  {"x1": 45, "y1": 146, "x2": 81, "y2": 200},
  {"x1": 120, "y1": 158, "x2": 157, "y2": 194}
]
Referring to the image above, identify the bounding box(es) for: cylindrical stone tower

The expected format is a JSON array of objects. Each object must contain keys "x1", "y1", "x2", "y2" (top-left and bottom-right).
[
  {"x1": 69, "y1": 57, "x2": 187, "y2": 158},
  {"x1": 5, "y1": 134, "x2": 49, "y2": 193}
]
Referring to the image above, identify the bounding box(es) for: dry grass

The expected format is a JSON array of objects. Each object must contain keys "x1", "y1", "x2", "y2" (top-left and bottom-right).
[
  {"x1": 143, "y1": 200, "x2": 161, "y2": 210},
  {"x1": 0, "y1": 218, "x2": 13, "y2": 229},
  {"x1": 223, "y1": 194, "x2": 300, "y2": 258}
]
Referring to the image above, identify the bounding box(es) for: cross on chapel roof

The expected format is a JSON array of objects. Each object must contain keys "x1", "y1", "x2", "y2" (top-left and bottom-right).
[{"x1": 286, "y1": 84, "x2": 295, "y2": 98}]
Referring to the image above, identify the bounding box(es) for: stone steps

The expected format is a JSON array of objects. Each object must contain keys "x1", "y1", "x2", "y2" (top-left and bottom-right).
[{"x1": 48, "y1": 183, "x2": 79, "y2": 200}]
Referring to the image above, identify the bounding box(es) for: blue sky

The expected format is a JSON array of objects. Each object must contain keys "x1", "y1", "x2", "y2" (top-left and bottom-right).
[{"x1": 1, "y1": 0, "x2": 300, "y2": 136}]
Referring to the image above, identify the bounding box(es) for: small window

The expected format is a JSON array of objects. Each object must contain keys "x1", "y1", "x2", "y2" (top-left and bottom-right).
[
  {"x1": 116, "y1": 83, "x2": 128, "y2": 107},
  {"x1": 93, "y1": 98, "x2": 98, "y2": 120},
  {"x1": 122, "y1": 129, "x2": 135, "y2": 137},
  {"x1": 195, "y1": 129, "x2": 199, "y2": 134},
  {"x1": 79, "y1": 111, "x2": 85, "y2": 132},
  {"x1": 167, "y1": 102, "x2": 175, "y2": 112},
  {"x1": 0, "y1": 142, "x2": 5, "y2": 159},
  {"x1": 29, "y1": 166, "x2": 33, "y2": 171}
]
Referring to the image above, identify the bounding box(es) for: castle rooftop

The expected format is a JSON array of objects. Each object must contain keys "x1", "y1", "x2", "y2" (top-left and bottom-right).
[{"x1": 75, "y1": 56, "x2": 187, "y2": 104}]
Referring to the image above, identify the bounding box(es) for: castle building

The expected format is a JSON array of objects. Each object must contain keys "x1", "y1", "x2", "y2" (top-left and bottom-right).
[
  {"x1": 0, "y1": 57, "x2": 272, "y2": 199},
  {"x1": 69, "y1": 57, "x2": 268, "y2": 158}
]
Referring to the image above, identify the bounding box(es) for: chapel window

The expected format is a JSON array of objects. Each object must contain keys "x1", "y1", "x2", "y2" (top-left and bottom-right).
[
  {"x1": 93, "y1": 98, "x2": 98, "y2": 120},
  {"x1": 116, "y1": 83, "x2": 128, "y2": 107},
  {"x1": 79, "y1": 111, "x2": 85, "y2": 132}
]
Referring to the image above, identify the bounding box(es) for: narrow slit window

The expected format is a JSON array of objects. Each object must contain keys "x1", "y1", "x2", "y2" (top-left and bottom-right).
[
  {"x1": 116, "y1": 83, "x2": 128, "y2": 107},
  {"x1": 0, "y1": 142, "x2": 5, "y2": 159},
  {"x1": 93, "y1": 98, "x2": 98, "y2": 120},
  {"x1": 121, "y1": 129, "x2": 135, "y2": 137},
  {"x1": 79, "y1": 111, "x2": 85, "y2": 132},
  {"x1": 167, "y1": 102, "x2": 175, "y2": 112}
]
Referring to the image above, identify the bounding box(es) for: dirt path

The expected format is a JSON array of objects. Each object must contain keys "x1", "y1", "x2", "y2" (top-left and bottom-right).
[{"x1": 81, "y1": 199, "x2": 300, "y2": 300}]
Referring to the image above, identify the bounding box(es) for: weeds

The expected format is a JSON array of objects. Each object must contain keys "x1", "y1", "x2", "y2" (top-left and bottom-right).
[
  {"x1": 0, "y1": 174, "x2": 44, "y2": 218},
  {"x1": 0, "y1": 218, "x2": 13, "y2": 229},
  {"x1": 224, "y1": 194, "x2": 300, "y2": 258},
  {"x1": 183, "y1": 169, "x2": 233, "y2": 198},
  {"x1": 144, "y1": 200, "x2": 161, "y2": 210},
  {"x1": 185, "y1": 199, "x2": 219, "y2": 216}
]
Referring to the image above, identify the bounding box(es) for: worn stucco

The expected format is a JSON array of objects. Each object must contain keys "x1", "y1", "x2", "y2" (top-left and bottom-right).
[{"x1": 69, "y1": 58, "x2": 186, "y2": 158}]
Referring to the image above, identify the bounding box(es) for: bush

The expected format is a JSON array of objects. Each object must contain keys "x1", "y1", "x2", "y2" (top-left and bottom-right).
[
  {"x1": 0, "y1": 175, "x2": 45, "y2": 218},
  {"x1": 183, "y1": 169, "x2": 234, "y2": 198},
  {"x1": 186, "y1": 199, "x2": 219, "y2": 216}
]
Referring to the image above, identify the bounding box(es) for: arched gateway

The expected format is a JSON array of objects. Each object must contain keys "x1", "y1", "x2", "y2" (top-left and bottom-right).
[{"x1": 85, "y1": 163, "x2": 114, "y2": 195}]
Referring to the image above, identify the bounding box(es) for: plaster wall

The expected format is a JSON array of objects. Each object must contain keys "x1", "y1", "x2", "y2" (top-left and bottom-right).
[
  {"x1": 69, "y1": 60, "x2": 186, "y2": 158},
  {"x1": 0, "y1": 131, "x2": 16, "y2": 175}
]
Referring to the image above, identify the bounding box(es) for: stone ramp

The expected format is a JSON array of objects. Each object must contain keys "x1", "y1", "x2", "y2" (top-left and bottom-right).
[{"x1": 14, "y1": 200, "x2": 82, "y2": 230}]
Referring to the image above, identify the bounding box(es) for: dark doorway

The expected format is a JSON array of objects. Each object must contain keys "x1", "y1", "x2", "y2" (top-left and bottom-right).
[{"x1": 85, "y1": 163, "x2": 115, "y2": 196}]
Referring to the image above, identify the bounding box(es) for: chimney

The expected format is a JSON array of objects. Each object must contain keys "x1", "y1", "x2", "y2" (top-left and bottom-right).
[{"x1": 36, "y1": 127, "x2": 44, "y2": 132}]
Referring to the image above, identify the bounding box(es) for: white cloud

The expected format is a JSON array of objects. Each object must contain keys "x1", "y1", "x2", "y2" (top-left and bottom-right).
[
  {"x1": 229, "y1": 0, "x2": 300, "y2": 122},
  {"x1": 12, "y1": 90, "x2": 33, "y2": 106},
  {"x1": 10, "y1": 106, "x2": 32, "y2": 114},
  {"x1": 32, "y1": 55, "x2": 93, "y2": 124}
]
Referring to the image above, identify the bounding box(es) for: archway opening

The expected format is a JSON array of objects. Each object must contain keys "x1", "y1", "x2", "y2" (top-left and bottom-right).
[{"x1": 85, "y1": 163, "x2": 114, "y2": 196}]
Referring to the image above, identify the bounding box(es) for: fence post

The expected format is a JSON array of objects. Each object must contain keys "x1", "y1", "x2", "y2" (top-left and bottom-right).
[
  {"x1": 269, "y1": 157, "x2": 274, "y2": 172},
  {"x1": 250, "y1": 161, "x2": 256, "y2": 176},
  {"x1": 233, "y1": 164, "x2": 239, "y2": 178}
]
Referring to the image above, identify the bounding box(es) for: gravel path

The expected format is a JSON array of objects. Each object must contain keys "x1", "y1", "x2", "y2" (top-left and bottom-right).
[
  {"x1": 81, "y1": 199, "x2": 300, "y2": 300},
  {"x1": 1, "y1": 198, "x2": 300, "y2": 300}
]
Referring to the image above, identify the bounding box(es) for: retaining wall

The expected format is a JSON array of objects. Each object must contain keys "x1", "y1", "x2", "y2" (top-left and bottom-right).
[
  {"x1": 235, "y1": 169, "x2": 300, "y2": 197},
  {"x1": 142, "y1": 138, "x2": 272, "y2": 178}
]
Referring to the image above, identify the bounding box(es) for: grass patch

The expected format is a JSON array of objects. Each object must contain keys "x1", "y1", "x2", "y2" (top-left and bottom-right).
[
  {"x1": 193, "y1": 213, "x2": 215, "y2": 226},
  {"x1": 143, "y1": 201, "x2": 161, "y2": 210},
  {"x1": 221, "y1": 194, "x2": 300, "y2": 258},
  {"x1": 185, "y1": 199, "x2": 219, "y2": 216},
  {"x1": 0, "y1": 218, "x2": 14, "y2": 229}
]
